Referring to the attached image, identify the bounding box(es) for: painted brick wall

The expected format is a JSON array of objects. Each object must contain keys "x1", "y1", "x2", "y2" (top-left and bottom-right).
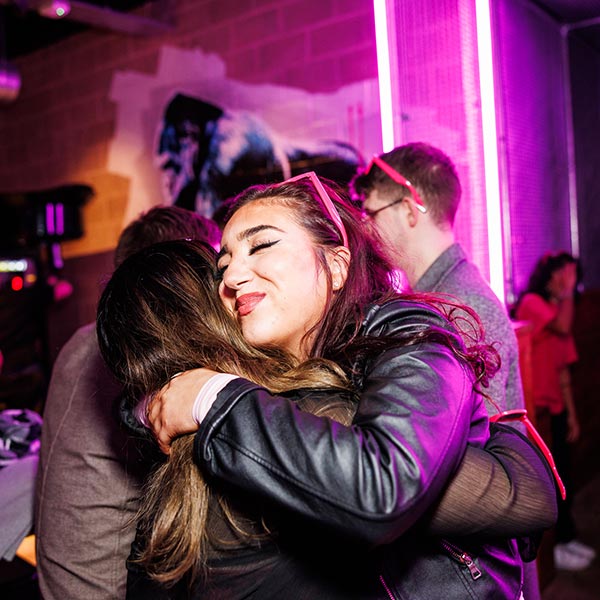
[
  {"x1": 0, "y1": 0, "x2": 377, "y2": 261},
  {"x1": 0, "y1": 0, "x2": 378, "y2": 363}
]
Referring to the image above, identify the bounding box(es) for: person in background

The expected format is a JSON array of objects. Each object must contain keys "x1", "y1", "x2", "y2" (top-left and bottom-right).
[
  {"x1": 146, "y1": 175, "x2": 560, "y2": 599},
  {"x1": 351, "y1": 142, "x2": 524, "y2": 416},
  {"x1": 35, "y1": 206, "x2": 221, "y2": 600},
  {"x1": 351, "y1": 142, "x2": 541, "y2": 600},
  {"x1": 515, "y1": 251, "x2": 596, "y2": 572}
]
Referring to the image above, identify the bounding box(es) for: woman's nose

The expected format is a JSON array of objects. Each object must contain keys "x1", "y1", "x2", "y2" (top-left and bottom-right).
[{"x1": 221, "y1": 257, "x2": 251, "y2": 291}]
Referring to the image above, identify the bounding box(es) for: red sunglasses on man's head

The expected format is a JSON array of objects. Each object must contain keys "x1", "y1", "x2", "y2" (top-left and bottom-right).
[{"x1": 364, "y1": 156, "x2": 427, "y2": 215}]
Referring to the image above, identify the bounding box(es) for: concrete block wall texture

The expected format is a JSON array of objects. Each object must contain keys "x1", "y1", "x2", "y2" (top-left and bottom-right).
[{"x1": 0, "y1": 0, "x2": 378, "y2": 261}]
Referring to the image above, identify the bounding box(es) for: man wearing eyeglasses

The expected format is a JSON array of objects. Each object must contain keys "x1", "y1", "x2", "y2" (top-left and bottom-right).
[
  {"x1": 351, "y1": 141, "x2": 540, "y2": 600},
  {"x1": 351, "y1": 142, "x2": 524, "y2": 417}
]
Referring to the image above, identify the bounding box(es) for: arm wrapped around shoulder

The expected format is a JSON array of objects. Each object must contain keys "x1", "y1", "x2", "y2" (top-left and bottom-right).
[{"x1": 424, "y1": 422, "x2": 558, "y2": 538}]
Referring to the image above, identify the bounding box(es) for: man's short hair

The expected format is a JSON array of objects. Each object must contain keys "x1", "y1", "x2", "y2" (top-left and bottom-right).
[
  {"x1": 114, "y1": 205, "x2": 221, "y2": 267},
  {"x1": 351, "y1": 142, "x2": 461, "y2": 226}
]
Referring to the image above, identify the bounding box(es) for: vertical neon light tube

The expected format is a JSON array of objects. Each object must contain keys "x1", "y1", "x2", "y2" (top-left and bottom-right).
[
  {"x1": 46, "y1": 203, "x2": 55, "y2": 235},
  {"x1": 56, "y1": 203, "x2": 65, "y2": 236},
  {"x1": 475, "y1": 0, "x2": 504, "y2": 301},
  {"x1": 373, "y1": 0, "x2": 395, "y2": 152},
  {"x1": 561, "y1": 25, "x2": 580, "y2": 257}
]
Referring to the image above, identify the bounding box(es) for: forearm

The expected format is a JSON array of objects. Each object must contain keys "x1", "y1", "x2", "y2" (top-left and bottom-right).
[
  {"x1": 195, "y1": 353, "x2": 474, "y2": 547},
  {"x1": 423, "y1": 423, "x2": 558, "y2": 537},
  {"x1": 196, "y1": 381, "x2": 427, "y2": 546},
  {"x1": 198, "y1": 387, "x2": 558, "y2": 544}
]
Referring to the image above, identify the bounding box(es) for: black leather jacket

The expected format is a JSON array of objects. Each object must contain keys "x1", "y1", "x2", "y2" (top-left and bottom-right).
[{"x1": 192, "y1": 300, "x2": 544, "y2": 598}]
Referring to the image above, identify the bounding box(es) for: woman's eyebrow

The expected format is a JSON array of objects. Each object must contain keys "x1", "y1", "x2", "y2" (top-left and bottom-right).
[
  {"x1": 217, "y1": 224, "x2": 285, "y2": 260},
  {"x1": 236, "y1": 224, "x2": 284, "y2": 241}
]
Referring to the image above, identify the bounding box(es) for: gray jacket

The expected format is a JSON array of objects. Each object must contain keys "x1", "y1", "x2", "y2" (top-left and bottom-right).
[{"x1": 36, "y1": 324, "x2": 150, "y2": 600}]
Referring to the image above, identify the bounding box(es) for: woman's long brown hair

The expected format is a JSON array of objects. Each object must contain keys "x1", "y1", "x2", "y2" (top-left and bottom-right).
[{"x1": 96, "y1": 239, "x2": 356, "y2": 586}]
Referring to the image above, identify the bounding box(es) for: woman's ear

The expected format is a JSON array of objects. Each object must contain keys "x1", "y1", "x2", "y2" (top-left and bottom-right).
[{"x1": 329, "y1": 246, "x2": 351, "y2": 290}]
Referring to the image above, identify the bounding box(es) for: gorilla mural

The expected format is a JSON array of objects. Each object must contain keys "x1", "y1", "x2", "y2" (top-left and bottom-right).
[{"x1": 156, "y1": 93, "x2": 364, "y2": 218}]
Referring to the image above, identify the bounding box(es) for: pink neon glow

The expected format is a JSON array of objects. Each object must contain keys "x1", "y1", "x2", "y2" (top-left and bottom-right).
[
  {"x1": 475, "y1": 0, "x2": 505, "y2": 301},
  {"x1": 46, "y1": 203, "x2": 55, "y2": 235},
  {"x1": 373, "y1": 0, "x2": 395, "y2": 152},
  {"x1": 11, "y1": 276, "x2": 24, "y2": 292},
  {"x1": 38, "y1": 1, "x2": 71, "y2": 19},
  {"x1": 56, "y1": 203, "x2": 64, "y2": 236},
  {"x1": 52, "y1": 242, "x2": 64, "y2": 270}
]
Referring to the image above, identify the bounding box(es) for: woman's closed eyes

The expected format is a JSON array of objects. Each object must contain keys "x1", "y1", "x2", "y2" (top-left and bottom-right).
[
  {"x1": 249, "y1": 239, "x2": 280, "y2": 255},
  {"x1": 216, "y1": 239, "x2": 280, "y2": 279}
]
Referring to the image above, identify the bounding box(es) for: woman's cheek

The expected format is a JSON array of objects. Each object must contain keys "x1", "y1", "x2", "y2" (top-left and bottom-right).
[{"x1": 218, "y1": 284, "x2": 235, "y2": 313}]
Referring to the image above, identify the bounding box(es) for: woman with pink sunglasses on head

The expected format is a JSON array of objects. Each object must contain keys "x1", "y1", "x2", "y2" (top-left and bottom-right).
[{"x1": 147, "y1": 174, "x2": 559, "y2": 599}]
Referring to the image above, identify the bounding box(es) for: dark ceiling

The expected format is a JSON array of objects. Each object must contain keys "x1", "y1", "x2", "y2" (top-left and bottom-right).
[
  {"x1": 532, "y1": 0, "x2": 600, "y2": 52},
  {"x1": 532, "y1": 0, "x2": 600, "y2": 23},
  {"x1": 1, "y1": 1, "x2": 152, "y2": 60},
  {"x1": 2, "y1": 0, "x2": 600, "y2": 61}
]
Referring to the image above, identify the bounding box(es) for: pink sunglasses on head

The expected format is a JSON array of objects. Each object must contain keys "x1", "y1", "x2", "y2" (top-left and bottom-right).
[
  {"x1": 277, "y1": 171, "x2": 349, "y2": 248},
  {"x1": 365, "y1": 155, "x2": 427, "y2": 214}
]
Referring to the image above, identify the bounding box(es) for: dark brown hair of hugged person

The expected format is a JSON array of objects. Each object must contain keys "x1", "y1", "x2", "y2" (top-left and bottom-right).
[{"x1": 96, "y1": 239, "x2": 357, "y2": 586}]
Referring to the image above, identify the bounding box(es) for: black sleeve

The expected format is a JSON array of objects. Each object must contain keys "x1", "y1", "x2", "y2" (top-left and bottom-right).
[
  {"x1": 195, "y1": 340, "x2": 484, "y2": 547},
  {"x1": 194, "y1": 301, "x2": 558, "y2": 547}
]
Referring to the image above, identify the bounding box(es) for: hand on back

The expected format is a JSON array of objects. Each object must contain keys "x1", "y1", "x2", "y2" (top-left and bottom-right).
[{"x1": 147, "y1": 368, "x2": 217, "y2": 454}]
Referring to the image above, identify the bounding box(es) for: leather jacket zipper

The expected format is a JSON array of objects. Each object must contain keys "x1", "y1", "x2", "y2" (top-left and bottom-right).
[
  {"x1": 440, "y1": 539, "x2": 483, "y2": 580},
  {"x1": 379, "y1": 574, "x2": 396, "y2": 600}
]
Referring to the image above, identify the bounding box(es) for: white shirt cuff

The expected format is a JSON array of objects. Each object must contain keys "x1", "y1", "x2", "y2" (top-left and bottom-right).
[{"x1": 191, "y1": 373, "x2": 239, "y2": 425}]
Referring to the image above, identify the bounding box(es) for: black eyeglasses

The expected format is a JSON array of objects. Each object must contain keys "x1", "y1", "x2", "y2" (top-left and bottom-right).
[{"x1": 363, "y1": 198, "x2": 405, "y2": 218}]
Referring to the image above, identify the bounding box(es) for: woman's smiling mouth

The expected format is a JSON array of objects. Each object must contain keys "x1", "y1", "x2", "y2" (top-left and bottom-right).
[{"x1": 235, "y1": 292, "x2": 266, "y2": 316}]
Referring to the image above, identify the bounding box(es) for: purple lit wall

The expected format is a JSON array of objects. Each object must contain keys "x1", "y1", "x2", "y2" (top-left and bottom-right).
[
  {"x1": 378, "y1": 0, "x2": 597, "y2": 303},
  {"x1": 492, "y1": 0, "x2": 571, "y2": 303},
  {"x1": 385, "y1": 0, "x2": 490, "y2": 283},
  {"x1": 569, "y1": 34, "x2": 600, "y2": 290}
]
